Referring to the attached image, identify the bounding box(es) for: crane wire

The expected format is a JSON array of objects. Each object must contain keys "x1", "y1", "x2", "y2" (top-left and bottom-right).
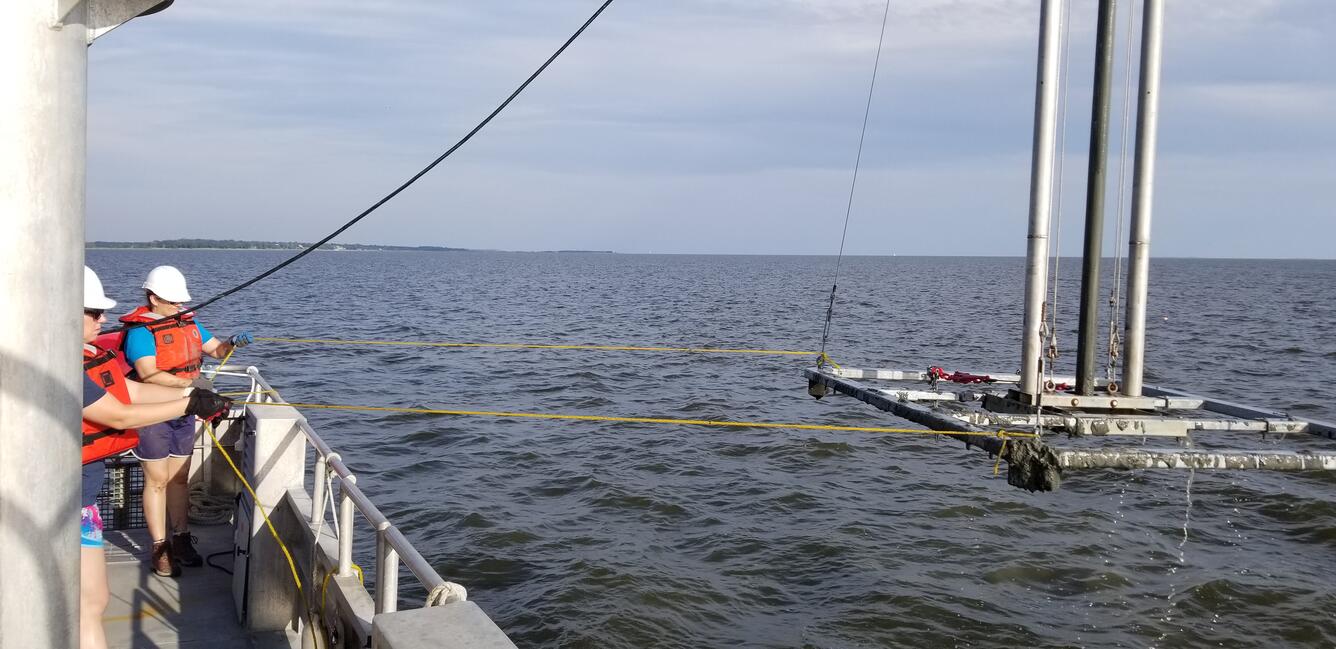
[
  {"x1": 1044, "y1": 0, "x2": 1075, "y2": 369},
  {"x1": 818, "y1": 0, "x2": 893, "y2": 367},
  {"x1": 1107, "y1": 0, "x2": 1137, "y2": 385},
  {"x1": 106, "y1": 0, "x2": 616, "y2": 334}
]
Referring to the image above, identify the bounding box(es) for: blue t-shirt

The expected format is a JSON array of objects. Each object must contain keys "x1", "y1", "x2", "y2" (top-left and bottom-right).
[
  {"x1": 123, "y1": 319, "x2": 213, "y2": 364},
  {"x1": 82, "y1": 374, "x2": 107, "y2": 507}
]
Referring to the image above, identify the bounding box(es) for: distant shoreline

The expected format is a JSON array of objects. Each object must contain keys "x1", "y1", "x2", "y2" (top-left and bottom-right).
[{"x1": 86, "y1": 239, "x2": 615, "y2": 254}]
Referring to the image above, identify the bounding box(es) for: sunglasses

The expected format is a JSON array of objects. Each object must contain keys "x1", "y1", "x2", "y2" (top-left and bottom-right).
[{"x1": 84, "y1": 309, "x2": 106, "y2": 319}]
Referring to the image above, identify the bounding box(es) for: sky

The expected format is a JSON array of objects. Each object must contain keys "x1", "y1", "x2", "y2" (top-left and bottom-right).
[{"x1": 86, "y1": 0, "x2": 1336, "y2": 257}]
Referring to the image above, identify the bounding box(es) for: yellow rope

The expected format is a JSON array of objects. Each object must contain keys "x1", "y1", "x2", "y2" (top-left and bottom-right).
[
  {"x1": 209, "y1": 346, "x2": 237, "y2": 380},
  {"x1": 321, "y1": 563, "x2": 363, "y2": 611},
  {"x1": 993, "y1": 438, "x2": 1010, "y2": 476},
  {"x1": 202, "y1": 420, "x2": 305, "y2": 595},
  {"x1": 815, "y1": 352, "x2": 841, "y2": 369},
  {"x1": 241, "y1": 399, "x2": 1037, "y2": 439},
  {"x1": 256, "y1": 336, "x2": 814, "y2": 357}
]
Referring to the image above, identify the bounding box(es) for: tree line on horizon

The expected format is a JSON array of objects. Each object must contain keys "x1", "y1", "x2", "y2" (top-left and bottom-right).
[{"x1": 86, "y1": 238, "x2": 462, "y2": 251}]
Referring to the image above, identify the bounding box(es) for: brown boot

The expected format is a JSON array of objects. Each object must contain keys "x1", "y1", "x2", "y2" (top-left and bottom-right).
[
  {"x1": 150, "y1": 539, "x2": 180, "y2": 577},
  {"x1": 172, "y1": 532, "x2": 203, "y2": 567}
]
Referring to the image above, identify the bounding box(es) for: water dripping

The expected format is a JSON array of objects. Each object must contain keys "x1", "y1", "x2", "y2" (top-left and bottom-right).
[{"x1": 1156, "y1": 469, "x2": 1194, "y2": 644}]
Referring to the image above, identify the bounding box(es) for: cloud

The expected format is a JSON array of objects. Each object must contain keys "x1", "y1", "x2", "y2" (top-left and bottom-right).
[{"x1": 86, "y1": 0, "x2": 1336, "y2": 257}]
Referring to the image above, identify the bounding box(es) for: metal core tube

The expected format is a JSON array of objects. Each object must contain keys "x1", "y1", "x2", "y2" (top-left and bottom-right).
[
  {"x1": 1020, "y1": 0, "x2": 1066, "y2": 398},
  {"x1": 1122, "y1": 0, "x2": 1166, "y2": 397},
  {"x1": 0, "y1": 2, "x2": 89, "y2": 647},
  {"x1": 1076, "y1": 0, "x2": 1119, "y2": 395}
]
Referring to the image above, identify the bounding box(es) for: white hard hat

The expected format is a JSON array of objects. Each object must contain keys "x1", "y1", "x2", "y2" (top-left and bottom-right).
[
  {"x1": 84, "y1": 266, "x2": 117, "y2": 310},
  {"x1": 142, "y1": 265, "x2": 192, "y2": 302}
]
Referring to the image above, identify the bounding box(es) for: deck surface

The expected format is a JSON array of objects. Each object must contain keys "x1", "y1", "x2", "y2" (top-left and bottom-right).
[{"x1": 103, "y1": 524, "x2": 297, "y2": 649}]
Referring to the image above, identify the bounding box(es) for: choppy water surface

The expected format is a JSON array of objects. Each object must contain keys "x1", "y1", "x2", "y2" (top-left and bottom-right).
[{"x1": 90, "y1": 251, "x2": 1336, "y2": 648}]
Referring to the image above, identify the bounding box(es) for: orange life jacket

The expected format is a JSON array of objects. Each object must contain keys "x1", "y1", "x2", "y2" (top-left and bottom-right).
[
  {"x1": 120, "y1": 306, "x2": 203, "y2": 379},
  {"x1": 82, "y1": 344, "x2": 140, "y2": 464}
]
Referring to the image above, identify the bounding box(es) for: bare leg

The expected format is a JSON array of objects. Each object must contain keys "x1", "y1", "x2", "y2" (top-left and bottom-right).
[
  {"x1": 141, "y1": 459, "x2": 170, "y2": 543},
  {"x1": 80, "y1": 546, "x2": 109, "y2": 649},
  {"x1": 166, "y1": 455, "x2": 192, "y2": 535}
]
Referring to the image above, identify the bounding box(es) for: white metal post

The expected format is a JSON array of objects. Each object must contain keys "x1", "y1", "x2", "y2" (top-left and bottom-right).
[
  {"x1": 0, "y1": 2, "x2": 88, "y2": 647},
  {"x1": 1122, "y1": 0, "x2": 1165, "y2": 397},
  {"x1": 339, "y1": 477, "x2": 356, "y2": 577},
  {"x1": 376, "y1": 524, "x2": 400, "y2": 614},
  {"x1": 1020, "y1": 0, "x2": 1065, "y2": 398}
]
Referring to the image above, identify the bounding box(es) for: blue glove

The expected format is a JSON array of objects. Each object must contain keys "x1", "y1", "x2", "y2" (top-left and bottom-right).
[{"x1": 229, "y1": 331, "x2": 254, "y2": 348}]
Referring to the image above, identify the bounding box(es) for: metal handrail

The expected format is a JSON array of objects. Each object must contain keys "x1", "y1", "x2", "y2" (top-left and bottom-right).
[{"x1": 241, "y1": 366, "x2": 465, "y2": 613}]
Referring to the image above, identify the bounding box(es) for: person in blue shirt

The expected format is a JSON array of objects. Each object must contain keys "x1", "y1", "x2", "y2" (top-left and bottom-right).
[
  {"x1": 80, "y1": 266, "x2": 232, "y2": 649},
  {"x1": 118, "y1": 265, "x2": 253, "y2": 576}
]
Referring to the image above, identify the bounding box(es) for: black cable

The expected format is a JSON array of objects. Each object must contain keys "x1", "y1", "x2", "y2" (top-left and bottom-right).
[
  {"x1": 108, "y1": 0, "x2": 616, "y2": 334},
  {"x1": 817, "y1": 0, "x2": 891, "y2": 365},
  {"x1": 205, "y1": 549, "x2": 234, "y2": 575}
]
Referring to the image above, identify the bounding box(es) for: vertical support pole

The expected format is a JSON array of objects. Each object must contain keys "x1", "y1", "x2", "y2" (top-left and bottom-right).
[
  {"x1": 375, "y1": 524, "x2": 399, "y2": 614},
  {"x1": 338, "y1": 477, "x2": 356, "y2": 577},
  {"x1": 0, "y1": 3, "x2": 88, "y2": 648},
  {"x1": 1076, "y1": 0, "x2": 1119, "y2": 395},
  {"x1": 1122, "y1": 0, "x2": 1165, "y2": 397},
  {"x1": 311, "y1": 455, "x2": 328, "y2": 525},
  {"x1": 1020, "y1": 0, "x2": 1065, "y2": 398}
]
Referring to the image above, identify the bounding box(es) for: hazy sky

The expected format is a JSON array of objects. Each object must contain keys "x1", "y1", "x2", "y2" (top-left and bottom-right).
[{"x1": 87, "y1": 0, "x2": 1335, "y2": 257}]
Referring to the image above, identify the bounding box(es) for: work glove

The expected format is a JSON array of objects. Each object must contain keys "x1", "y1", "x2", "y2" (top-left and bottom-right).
[
  {"x1": 229, "y1": 331, "x2": 254, "y2": 348},
  {"x1": 190, "y1": 376, "x2": 215, "y2": 391},
  {"x1": 186, "y1": 389, "x2": 234, "y2": 423}
]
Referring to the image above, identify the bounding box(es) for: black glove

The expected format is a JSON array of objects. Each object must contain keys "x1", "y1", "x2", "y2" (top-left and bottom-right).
[{"x1": 186, "y1": 389, "x2": 234, "y2": 422}]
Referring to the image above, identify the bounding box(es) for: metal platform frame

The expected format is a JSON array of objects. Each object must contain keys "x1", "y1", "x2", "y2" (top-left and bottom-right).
[
  {"x1": 806, "y1": 366, "x2": 1336, "y2": 487},
  {"x1": 803, "y1": 0, "x2": 1336, "y2": 490}
]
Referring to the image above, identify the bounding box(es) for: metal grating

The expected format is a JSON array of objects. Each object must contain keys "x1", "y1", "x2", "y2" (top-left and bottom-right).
[{"x1": 96, "y1": 455, "x2": 146, "y2": 531}]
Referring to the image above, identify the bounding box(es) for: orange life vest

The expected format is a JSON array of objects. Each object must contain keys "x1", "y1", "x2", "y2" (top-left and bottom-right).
[
  {"x1": 82, "y1": 344, "x2": 140, "y2": 464},
  {"x1": 120, "y1": 306, "x2": 203, "y2": 379}
]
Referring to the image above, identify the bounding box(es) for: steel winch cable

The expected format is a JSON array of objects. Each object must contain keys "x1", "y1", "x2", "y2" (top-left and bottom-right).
[
  {"x1": 105, "y1": 0, "x2": 616, "y2": 334},
  {"x1": 816, "y1": 0, "x2": 892, "y2": 369}
]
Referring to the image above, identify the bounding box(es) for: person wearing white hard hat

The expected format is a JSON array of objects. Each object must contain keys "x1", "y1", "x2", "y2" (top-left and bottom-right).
[
  {"x1": 79, "y1": 267, "x2": 233, "y2": 649},
  {"x1": 117, "y1": 264, "x2": 253, "y2": 576}
]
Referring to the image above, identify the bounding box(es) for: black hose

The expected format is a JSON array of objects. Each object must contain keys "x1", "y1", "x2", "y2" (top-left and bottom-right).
[{"x1": 205, "y1": 549, "x2": 234, "y2": 575}]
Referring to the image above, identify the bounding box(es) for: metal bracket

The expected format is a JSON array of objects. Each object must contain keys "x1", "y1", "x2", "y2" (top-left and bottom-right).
[{"x1": 53, "y1": 0, "x2": 172, "y2": 43}]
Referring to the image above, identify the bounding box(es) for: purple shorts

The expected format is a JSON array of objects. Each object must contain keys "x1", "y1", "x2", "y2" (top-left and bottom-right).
[{"x1": 134, "y1": 415, "x2": 198, "y2": 461}]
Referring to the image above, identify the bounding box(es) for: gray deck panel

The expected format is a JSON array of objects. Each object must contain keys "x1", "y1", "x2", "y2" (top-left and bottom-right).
[{"x1": 103, "y1": 525, "x2": 297, "y2": 649}]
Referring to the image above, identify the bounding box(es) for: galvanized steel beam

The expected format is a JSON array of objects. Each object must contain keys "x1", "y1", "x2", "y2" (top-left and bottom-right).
[
  {"x1": 1121, "y1": 0, "x2": 1166, "y2": 396},
  {"x1": 1020, "y1": 0, "x2": 1066, "y2": 397},
  {"x1": 1057, "y1": 448, "x2": 1336, "y2": 471},
  {"x1": 1077, "y1": 0, "x2": 1119, "y2": 395}
]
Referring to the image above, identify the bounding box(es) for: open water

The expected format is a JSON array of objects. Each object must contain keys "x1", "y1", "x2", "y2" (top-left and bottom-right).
[{"x1": 89, "y1": 250, "x2": 1336, "y2": 648}]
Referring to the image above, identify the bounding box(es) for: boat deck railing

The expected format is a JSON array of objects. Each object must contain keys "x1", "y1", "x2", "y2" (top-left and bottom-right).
[{"x1": 213, "y1": 365, "x2": 467, "y2": 614}]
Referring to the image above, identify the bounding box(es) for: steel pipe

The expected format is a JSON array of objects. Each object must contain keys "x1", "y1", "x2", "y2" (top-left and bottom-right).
[
  {"x1": 0, "y1": 2, "x2": 89, "y2": 645},
  {"x1": 384, "y1": 526, "x2": 447, "y2": 593},
  {"x1": 376, "y1": 524, "x2": 400, "y2": 614},
  {"x1": 311, "y1": 456, "x2": 329, "y2": 525},
  {"x1": 1121, "y1": 0, "x2": 1166, "y2": 396},
  {"x1": 1076, "y1": 0, "x2": 1119, "y2": 395},
  {"x1": 1020, "y1": 0, "x2": 1066, "y2": 397},
  {"x1": 338, "y1": 476, "x2": 356, "y2": 577}
]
